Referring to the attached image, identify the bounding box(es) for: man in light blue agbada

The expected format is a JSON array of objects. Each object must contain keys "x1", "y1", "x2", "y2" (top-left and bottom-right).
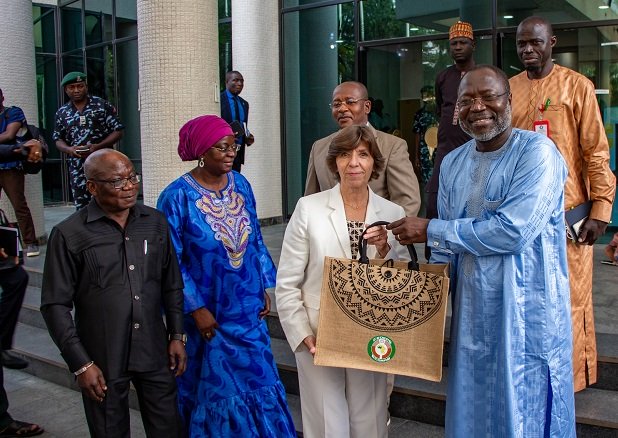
[{"x1": 388, "y1": 65, "x2": 575, "y2": 437}]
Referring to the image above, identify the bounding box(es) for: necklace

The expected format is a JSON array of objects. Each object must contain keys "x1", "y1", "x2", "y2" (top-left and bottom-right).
[{"x1": 342, "y1": 198, "x2": 367, "y2": 211}]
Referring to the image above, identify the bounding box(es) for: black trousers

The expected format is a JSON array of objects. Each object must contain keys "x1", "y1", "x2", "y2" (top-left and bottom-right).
[
  {"x1": 82, "y1": 366, "x2": 182, "y2": 438},
  {"x1": 0, "y1": 265, "x2": 29, "y2": 430}
]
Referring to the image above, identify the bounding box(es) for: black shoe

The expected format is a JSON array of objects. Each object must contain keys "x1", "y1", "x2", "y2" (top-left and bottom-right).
[{"x1": 1, "y1": 351, "x2": 28, "y2": 369}]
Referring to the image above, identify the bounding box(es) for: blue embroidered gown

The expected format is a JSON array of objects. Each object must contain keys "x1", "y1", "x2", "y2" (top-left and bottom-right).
[
  {"x1": 157, "y1": 172, "x2": 296, "y2": 438},
  {"x1": 427, "y1": 129, "x2": 576, "y2": 437}
]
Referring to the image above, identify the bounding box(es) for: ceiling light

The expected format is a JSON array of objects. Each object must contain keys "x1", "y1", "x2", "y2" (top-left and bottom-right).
[
  {"x1": 504, "y1": 15, "x2": 514, "y2": 19},
  {"x1": 599, "y1": 5, "x2": 609, "y2": 9}
]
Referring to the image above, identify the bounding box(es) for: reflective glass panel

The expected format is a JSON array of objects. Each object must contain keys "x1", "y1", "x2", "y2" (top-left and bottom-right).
[
  {"x1": 361, "y1": 0, "x2": 492, "y2": 41},
  {"x1": 36, "y1": 55, "x2": 62, "y2": 203},
  {"x1": 116, "y1": 0, "x2": 137, "y2": 38},
  {"x1": 61, "y1": 1, "x2": 83, "y2": 52},
  {"x1": 497, "y1": 0, "x2": 618, "y2": 27},
  {"x1": 283, "y1": 0, "x2": 349, "y2": 7},
  {"x1": 84, "y1": 0, "x2": 113, "y2": 45},
  {"x1": 86, "y1": 45, "x2": 115, "y2": 103},
  {"x1": 33, "y1": 6, "x2": 56, "y2": 54},
  {"x1": 364, "y1": 37, "x2": 492, "y2": 199},
  {"x1": 219, "y1": 0, "x2": 231, "y2": 18},
  {"x1": 283, "y1": 4, "x2": 355, "y2": 213},
  {"x1": 219, "y1": 22, "x2": 232, "y2": 88},
  {"x1": 116, "y1": 40, "x2": 141, "y2": 162}
]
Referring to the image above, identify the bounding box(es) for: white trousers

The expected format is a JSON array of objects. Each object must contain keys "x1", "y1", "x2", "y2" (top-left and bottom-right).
[{"x1": 295, "y1": 349, "x2": 388, "y2": 438}]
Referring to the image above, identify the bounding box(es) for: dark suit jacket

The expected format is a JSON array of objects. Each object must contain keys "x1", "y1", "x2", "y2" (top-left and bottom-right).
[{"x1": 220, "y1": 91, "x2": 250, "y2": 165}]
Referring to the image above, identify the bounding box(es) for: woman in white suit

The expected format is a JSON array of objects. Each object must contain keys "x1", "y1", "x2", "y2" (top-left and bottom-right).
[{"x1": 275, "y1": 125, "x2": 410, "y2": 438}]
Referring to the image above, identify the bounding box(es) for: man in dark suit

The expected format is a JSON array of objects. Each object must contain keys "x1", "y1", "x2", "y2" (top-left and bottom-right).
[
  {"x1": 41, "y1": 149, "x2": 187, "y2": 438},
  {"x1": 0, "y1": 138, "x2": 44, "y2": 437},
  {"x1": 220, "y1": 71, "x2": 254, "y2": 172}
]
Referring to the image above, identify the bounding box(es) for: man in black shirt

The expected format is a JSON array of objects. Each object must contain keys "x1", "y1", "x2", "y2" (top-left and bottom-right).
[{"x1": 41, "y1": 149, "x2": 186, "y2": 438}]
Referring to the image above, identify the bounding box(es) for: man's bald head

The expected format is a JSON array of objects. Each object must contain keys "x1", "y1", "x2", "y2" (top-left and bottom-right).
[
  {"x1": 84, "y1": 149, "x2": 131, "y2": 180},
  {"x1": 517, "y1": 16, "x2": 553, "y2": 36}
]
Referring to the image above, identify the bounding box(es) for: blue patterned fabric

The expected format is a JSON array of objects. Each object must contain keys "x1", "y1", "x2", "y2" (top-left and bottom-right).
[
  {"x1": 427, "y1": 129, "x2": 576, "y2": 437},
  {"x1": 157, "y1": 172, "x2": 296, "y2": 438}
]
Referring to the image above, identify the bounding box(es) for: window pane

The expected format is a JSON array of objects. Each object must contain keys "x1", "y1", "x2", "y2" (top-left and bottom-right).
[
  {"x1": 362, "y1": 0, "x2": 492, "y2": 41},
  {"x1": 61, "y1": 1, "x2": 82, "y2": 52},
  {"x1": 116, "y1": 0, "x2": 137, "y2": 39},
  {"x1": 283, "y1": 0, "x2": 348, "y2": 8},
  {"x1": 116, "y1": 40, "x2": 141, "y2": 162},
  {"x1": 33, "y1": 6, "x2": 56, "y2": 54},
  {"x1": 219, "y1": 0, "x2": 231, "y2": 19},
  {"x1": 219, "y1": 22, "x2": 232, "y2": 88},
  {"x1": 86, "y1": 45, "x2": 115, "y2": 103},
  {"x1": 363, "y1": 37, "x2": 492, "y2": 197},
  {"x1": 62, "y1": 51, "x2": 85, "y2": 80},
  {"x1": 282, "y1": 4, "x2": 355, "y2": 213},
  {"x1": 497, "y1": 0, "x2": 618, "y2": 27},
  {"x1": 84, "y1": 0, "x2": 114, "y2": 45}
]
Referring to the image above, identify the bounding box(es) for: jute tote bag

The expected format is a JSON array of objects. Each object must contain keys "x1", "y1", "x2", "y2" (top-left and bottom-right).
[{"x1": 314, "y1": 221, "x2": 450, "y2": 381}]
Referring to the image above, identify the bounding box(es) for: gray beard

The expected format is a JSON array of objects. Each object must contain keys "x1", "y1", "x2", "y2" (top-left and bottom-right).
[{"x1": 460, "y1": 105, "x2": 512, "y2": 142}]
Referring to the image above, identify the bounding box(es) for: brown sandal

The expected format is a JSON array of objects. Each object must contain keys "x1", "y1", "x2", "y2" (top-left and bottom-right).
[{"x1": 0, "y1": 420, "x2": 44, "y2": 437}]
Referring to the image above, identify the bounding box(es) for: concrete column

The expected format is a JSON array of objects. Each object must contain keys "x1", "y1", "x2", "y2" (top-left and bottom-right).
[
  {"x1": 231, "y1": 0, "x2": 282, "y2": 220},
  {"x1": 0, "y1": 0, "x2": 45, "y2": 242},
  {"x1": 137, "y1": 0, "x2": 220, "y2": 206}
]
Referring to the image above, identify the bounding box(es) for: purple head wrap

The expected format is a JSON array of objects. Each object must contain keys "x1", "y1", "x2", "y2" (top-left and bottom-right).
[{"x1": 177, "y1": 115, "x2": 234, "y2": 161}]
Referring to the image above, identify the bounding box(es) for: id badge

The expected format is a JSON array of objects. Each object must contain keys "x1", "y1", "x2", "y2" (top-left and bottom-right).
[
  {"x1": 533, "y1": 119, "x2": 550, "y2": 137},
  {"x1": 79, "y1": 115, "x2": 86, "y2": 126}
]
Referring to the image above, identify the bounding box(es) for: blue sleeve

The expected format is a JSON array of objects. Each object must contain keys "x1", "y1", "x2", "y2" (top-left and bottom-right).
[
  {"x1": 427, "y1": 138, "x2": 567, "y2": 257},
  {"x1": 6, "y1": 107, "x2": 26, "y2": 125},
  {"x1": 157, "y1": 184, "x2": 206, "y2": 314}
]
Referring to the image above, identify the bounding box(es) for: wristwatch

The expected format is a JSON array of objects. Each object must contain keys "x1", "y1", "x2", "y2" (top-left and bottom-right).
[{"x1": 168, "y1": 333, "x2": 187, "y2": 345}]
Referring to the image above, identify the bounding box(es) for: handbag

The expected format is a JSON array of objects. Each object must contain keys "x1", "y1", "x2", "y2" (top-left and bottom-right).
[
  {"x1": 314, "y1": 221, "x2": 450, "y2": 381},
  {"x1": 0, "y1": 208, "x2": 22, "y2": 267}
]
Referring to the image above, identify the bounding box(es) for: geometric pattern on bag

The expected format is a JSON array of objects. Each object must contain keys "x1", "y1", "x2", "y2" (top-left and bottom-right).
[{"x1": 327, "y1": 258, "x2": 445, "y2": 332}]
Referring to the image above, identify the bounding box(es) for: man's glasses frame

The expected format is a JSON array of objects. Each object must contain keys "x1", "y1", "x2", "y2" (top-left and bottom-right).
[
  {"x1": 329, "y1": 98, "x2": 367, "y2": 110},
  {"x1": 457, "y1": 91, "x2": 509, "y2": 109},
  {"x1": 90, "y1": 174, "x2": 141, "y2": 189}
]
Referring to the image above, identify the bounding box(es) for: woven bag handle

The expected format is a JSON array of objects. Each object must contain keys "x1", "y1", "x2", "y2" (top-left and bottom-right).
[{"x1": 358, "y1": 220, "x2": 419, "y2": 270}]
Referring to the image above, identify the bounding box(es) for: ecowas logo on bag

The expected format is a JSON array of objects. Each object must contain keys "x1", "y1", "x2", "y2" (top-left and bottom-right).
[{"x1": 367, "y1": 335, "x2": 396, "y2": 362}]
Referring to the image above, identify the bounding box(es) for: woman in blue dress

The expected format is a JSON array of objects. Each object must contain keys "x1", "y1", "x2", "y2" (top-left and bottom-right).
[{"x1": 157, "y1": 115, "x2": 296, "y2": 438}]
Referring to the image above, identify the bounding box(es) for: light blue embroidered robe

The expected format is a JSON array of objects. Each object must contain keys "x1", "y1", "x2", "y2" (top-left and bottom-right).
[{"x1": 427, "y1": 129, "x2": 576, "y2": 437}]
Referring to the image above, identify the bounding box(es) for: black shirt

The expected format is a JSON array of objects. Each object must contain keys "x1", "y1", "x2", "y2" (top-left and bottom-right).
[{"x1": 41, "y1": 201, "x2": 184, "y2": 379}]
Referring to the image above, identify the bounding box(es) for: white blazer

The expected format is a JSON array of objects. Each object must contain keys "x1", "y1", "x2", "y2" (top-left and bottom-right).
[{"x1": 275, "y1": 184, "x2": 410, "y2": 352}]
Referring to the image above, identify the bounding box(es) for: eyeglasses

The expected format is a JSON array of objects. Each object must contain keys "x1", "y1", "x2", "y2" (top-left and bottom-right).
[
  {"x1": 329, "y1": 98, "x2": 367, "y2": 109},
  {"x1": 91, "y1": 174, "x2": 141, "y2": 189},
  {"x1": 212, "y1": 143, "x2": 241, "y2": 153},
  {"x1": 457, "y1": 91, "x2": 509, "y2": 109}
]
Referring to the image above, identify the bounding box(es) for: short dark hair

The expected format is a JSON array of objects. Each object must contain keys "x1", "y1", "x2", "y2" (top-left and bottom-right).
[
  {"x1": 459, "y1": 65, "x2": 510, "y2": 96},
  {"x1": 326, "y1": 125, "x2": 384, "y2": 181},
  {"x1": 225, "y1": 71, "x2": 243, "y2": 81}
]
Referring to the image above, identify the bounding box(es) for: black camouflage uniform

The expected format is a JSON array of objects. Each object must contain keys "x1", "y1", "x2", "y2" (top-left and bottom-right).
[{"x1": 52, "y1": 96, "x2": 124, "y2": 209}]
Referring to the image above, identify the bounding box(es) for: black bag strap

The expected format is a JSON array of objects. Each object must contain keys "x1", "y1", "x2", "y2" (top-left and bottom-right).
[{"x1": 357, "y1": 220, "x2": 419, "y2": 270}]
